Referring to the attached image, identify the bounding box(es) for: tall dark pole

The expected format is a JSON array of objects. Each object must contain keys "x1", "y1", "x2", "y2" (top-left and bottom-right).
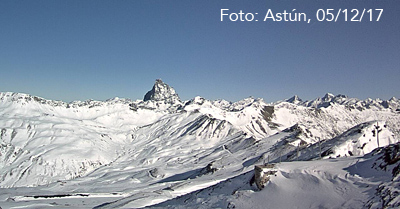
[{"x1": 374, "y1": 122, "x2": 382, "y2": 147}]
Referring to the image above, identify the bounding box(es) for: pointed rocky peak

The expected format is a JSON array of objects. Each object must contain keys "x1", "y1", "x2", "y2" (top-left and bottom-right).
[
  {"x1": 304, "y1": 93, "x2": 337, "y2": 108},
  {"x1": 381, "y1": 97, "x2": 400, "y2": 110},
  {"x1": 322, "y1": 93, "x2": 335, "y2": 102},
  {"x1": 286, "y1": 95, "x2": 303, "y2": 104},
  {"x1": 143, "y1": 79, "x2": 181, "y2": 102}
]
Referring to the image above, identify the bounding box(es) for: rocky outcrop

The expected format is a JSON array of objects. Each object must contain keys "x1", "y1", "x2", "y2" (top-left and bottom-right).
[
  {"x1": 143, "y1": 79, "x2": 181, "y2": 103},
  {"x1": 253, "y1": 164, "x2": 277, "y2": 190}
]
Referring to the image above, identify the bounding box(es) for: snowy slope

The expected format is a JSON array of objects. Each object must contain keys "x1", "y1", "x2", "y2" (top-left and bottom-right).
[
  {"x1": 277, "y1": 120, "x2": 397, "y2": 162},
  {"x1": 152, "y1": 143, "x2": 400, "y2": 209},
  {"x1": 0, "y1": 93, "x2": 165, "y2": 187},
  {"x1": 0, "y1": 80, "x2": 399, "y2": 208}
]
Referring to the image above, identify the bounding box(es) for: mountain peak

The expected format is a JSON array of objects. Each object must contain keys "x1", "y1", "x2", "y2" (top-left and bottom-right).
[
  {"x1": 143, "y1": 79, "x2": 181, "y2": 102},
  {"x1": 286, "y1": 95, "x2": 303, "y2": 104},
  {"x1": 322, "y1": 93, "x2": 335, "y2": 102}
]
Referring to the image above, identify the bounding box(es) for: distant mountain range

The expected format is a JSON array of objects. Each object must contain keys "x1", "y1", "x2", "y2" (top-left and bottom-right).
[{"x1": 0, "y1": 80, "x2": 399, "y2": 208}]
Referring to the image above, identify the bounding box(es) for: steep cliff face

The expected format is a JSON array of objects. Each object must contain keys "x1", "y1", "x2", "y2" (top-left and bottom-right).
[{"x1": 143, "y1": 79, "x2": 181, "y2": 103}]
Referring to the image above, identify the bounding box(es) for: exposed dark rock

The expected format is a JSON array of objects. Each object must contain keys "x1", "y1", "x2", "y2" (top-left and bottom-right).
[{"x1": 143, "y1": 79, "x2": 180, "y2": 103}]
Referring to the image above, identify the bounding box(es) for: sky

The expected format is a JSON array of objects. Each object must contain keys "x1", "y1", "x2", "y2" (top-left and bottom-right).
[{"x1": 0, "y1": 0, "x2": 399, "y2": 103}]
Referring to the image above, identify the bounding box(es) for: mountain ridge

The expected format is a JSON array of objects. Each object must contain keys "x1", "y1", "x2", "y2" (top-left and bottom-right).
[
  {"x1": 1, "y1": 79, "x2": 399, "y2": 112},
  {"x1": 0, "y1": 80, "x2": 399, "y2": 208}
]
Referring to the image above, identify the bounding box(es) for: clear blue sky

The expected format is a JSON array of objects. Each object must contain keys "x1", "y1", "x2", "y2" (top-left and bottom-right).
[{"x1": 1, "y1": 0, "x2": 399, "y2": 103}]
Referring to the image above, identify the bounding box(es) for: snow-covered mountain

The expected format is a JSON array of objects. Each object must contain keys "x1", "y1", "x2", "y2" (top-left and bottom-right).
[
  {"x1": 0, "y1": 80, "x2": 399, "y2": 208},
  {"x1": 152, "y1": 142, "x2": 400, "y2": 209}
]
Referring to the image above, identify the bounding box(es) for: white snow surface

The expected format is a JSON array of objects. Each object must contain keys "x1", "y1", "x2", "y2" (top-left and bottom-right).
[
  {"x1": 151, "y1": 156, "x2": 390, "y2": 209},
  {"x1": 0, "y1": 85, "x2": 399, "y2": 208}
]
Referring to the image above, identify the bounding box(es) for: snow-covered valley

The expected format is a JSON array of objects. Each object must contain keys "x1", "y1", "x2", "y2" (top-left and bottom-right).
[{"x1": 0, "y1": 80, "x2": 399, "y2": 208}]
